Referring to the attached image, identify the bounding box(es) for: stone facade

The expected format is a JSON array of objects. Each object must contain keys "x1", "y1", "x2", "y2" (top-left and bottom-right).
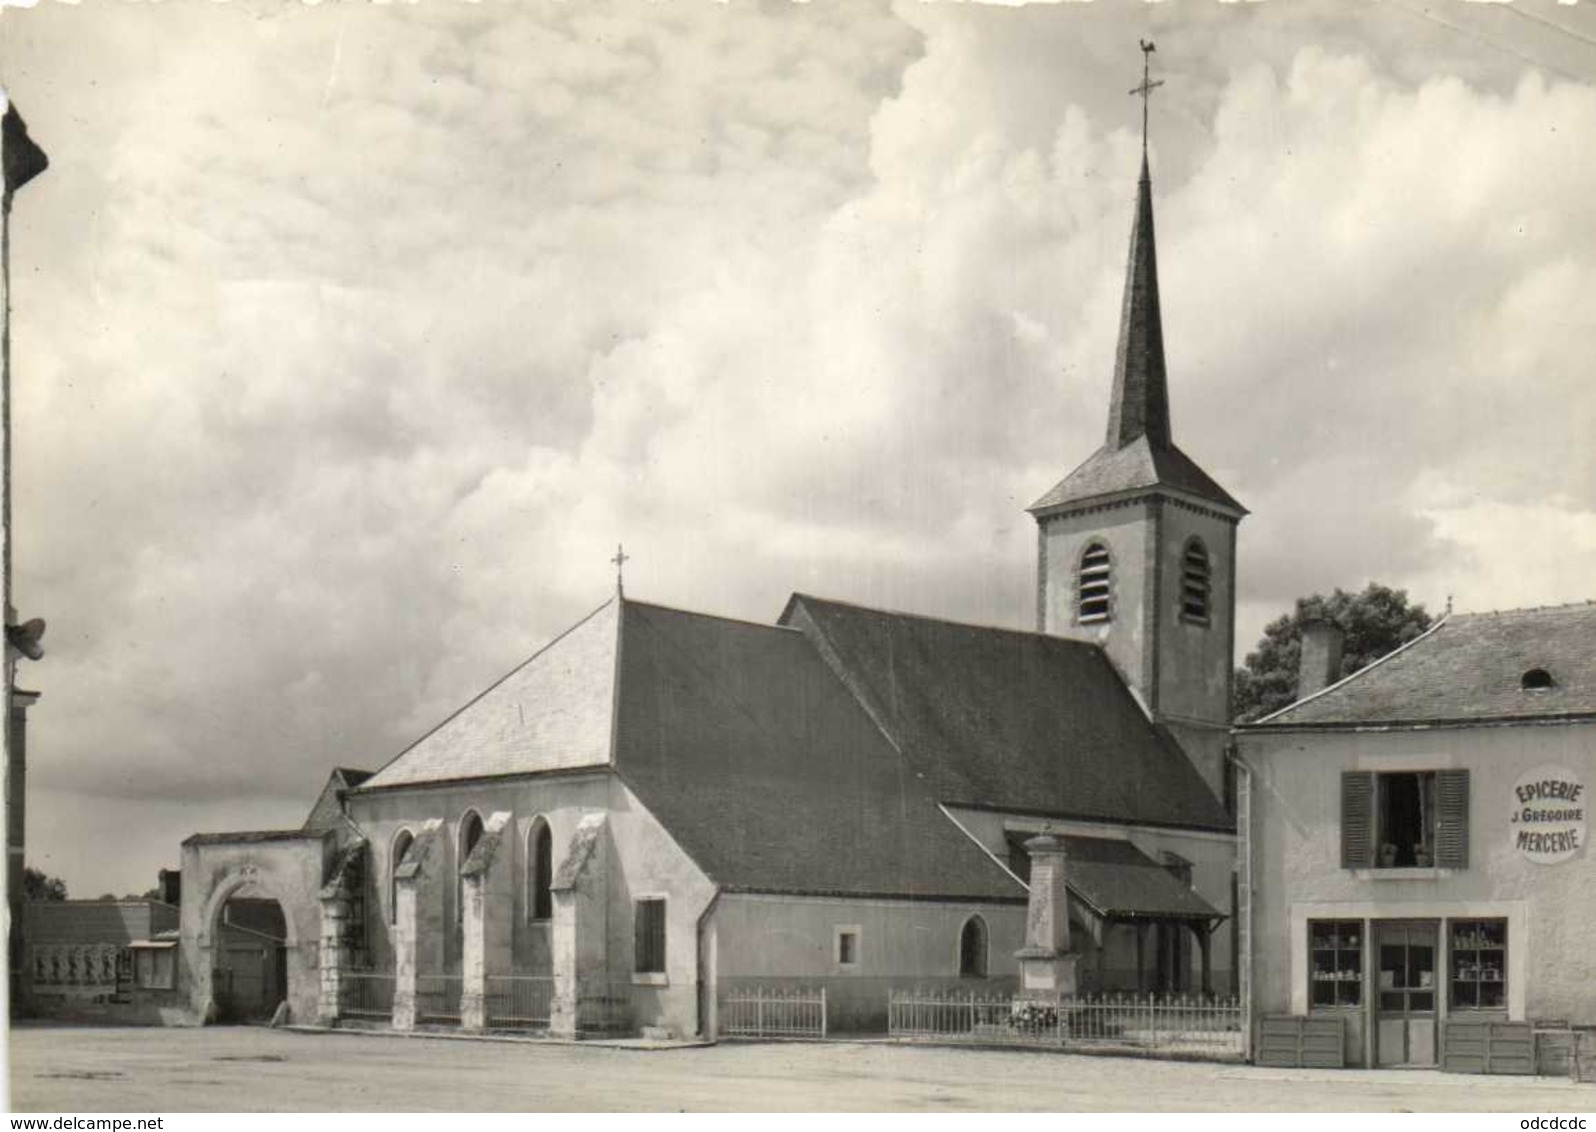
[
  {"x1": 1239, "y1": 719, "x2": 1596, "y2": 1066},
  {"x1": 180, "y1": 830, "x2": 336, "y2": 1026}
]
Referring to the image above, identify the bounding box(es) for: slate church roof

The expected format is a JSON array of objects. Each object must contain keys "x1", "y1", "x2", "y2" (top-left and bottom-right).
[
  {"x1": 1253, "y1": 601, "x2": 1596, "y2": 728},
  {"x1": 361, "y1": 600, "x2": 620, "y2": 789},
  {"x1": 1029, "y1": 156, "x2": 1243, "y2": 518},
  {"x1": 782, "y1": 594, "x2": 1233, "y2": 832},
  {"x1": 355, "y1": 588, "x2": 1232, "y2": 901},
  {"x1": 611, "y1": 602, "x2": 1024, "y2": 902}
]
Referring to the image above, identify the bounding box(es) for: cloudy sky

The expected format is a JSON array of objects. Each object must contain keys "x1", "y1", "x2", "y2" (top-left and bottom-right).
[{"x1": 4, "y1": 0, "x2": 1595, "y2": 897}]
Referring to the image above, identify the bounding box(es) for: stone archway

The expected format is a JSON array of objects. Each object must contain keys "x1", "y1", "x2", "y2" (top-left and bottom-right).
[
  {"x1": 193, "y1": 871, "x2": 304, "y2": 1024},
  {"x1": 210, "y1": 887, "x2": 290, "y2": 1022},
  {"x1": 180, "y1": 831, "x2": 335, "y2": 1025}
]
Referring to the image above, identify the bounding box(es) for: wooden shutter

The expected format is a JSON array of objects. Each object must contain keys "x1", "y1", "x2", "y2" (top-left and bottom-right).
[
  {"x1": 1341, "y1": 771, "x2": 1374, "y2": 868},
  {"x1": 1435, "y1": 769, "x2": 1470, "y2": 868}
]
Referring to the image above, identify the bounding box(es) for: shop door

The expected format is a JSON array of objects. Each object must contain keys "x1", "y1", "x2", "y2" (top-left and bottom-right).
[{"x1": 1375, "y1": 921, "x2": 1438, "y2": 1066}]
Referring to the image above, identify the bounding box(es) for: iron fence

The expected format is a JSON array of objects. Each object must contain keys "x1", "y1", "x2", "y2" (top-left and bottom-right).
[
  {"x1": 485, "y1": 974, "x2": 556, "y2": 1031},
  {"x1": 415, "y1": 973, "x2": 463, "y2": 1026},
  {"x1": 719, "y1": 985, "x2": 828, "y2": 1039},
  {"x1": 888, "y1": 989, "x2": 1243, "y2": 1058},
  {"x1": 339, "y1": 971, "x2": 396, "y2": 1020}
]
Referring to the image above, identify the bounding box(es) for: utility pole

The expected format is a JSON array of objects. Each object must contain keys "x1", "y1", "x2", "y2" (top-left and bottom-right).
[{"x1": 3, "y1": 95, "x2": 50, "y2": 1017}]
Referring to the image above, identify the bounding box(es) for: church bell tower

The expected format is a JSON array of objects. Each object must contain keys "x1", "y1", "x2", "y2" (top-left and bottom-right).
[{"x1": 1028, "y1": 46, "x2": 1245, "y2": 801}]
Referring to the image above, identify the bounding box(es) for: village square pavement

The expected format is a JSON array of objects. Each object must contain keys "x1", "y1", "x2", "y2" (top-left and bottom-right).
[{"x1": 6, "y1": 1025, "x2": 1594, "y2": 1112}]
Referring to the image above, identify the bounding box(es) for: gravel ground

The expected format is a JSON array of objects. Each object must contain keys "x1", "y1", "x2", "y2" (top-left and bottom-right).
[{"x1": 6, "y1": 1024, "x2": 1594, "y2": 1113}]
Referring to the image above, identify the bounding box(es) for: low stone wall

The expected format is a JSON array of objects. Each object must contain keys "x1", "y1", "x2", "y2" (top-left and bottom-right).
[{"x1": 21, "y1": 986, "x2": 190, "y2": 1026}]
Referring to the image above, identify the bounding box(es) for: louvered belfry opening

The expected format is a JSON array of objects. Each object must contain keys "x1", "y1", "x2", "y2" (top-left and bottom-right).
[
  {"x1": 1078, "y1": 542, "x2": 1113, "y2": 623},
  {"x1": 1181, "y1": 539, "x2": 1210, "y2": 623}
]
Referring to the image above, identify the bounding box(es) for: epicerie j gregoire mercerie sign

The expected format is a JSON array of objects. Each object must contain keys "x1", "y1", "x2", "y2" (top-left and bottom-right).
[{"x1": 1511, "y1": 765, "x2": 1586, "y2": 864}]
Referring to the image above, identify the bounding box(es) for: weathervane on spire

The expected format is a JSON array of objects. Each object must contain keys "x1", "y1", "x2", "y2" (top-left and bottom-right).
[
  {"x1": 611, "y1": 544, "x2": 630, "y2": 596},
  {"x1": 1129, "y1": 40, "x2": 1162, "y2": 155}
]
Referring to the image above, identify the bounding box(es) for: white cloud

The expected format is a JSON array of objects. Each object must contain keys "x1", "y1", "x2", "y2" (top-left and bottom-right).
[{"x1": 7, "y1": 1, "x2": 1596, "y2": 895}]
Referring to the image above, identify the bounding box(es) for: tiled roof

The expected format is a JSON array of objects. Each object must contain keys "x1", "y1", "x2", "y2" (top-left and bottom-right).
[
  {"x1": 613, "y1": 601, "x2": 1025, "y2": 902},
  {"x1": 782, "y1": 595, "x2": 1233, "y2": 832},
  {"x1": 1029, "y1": 436, "x2": 1244, "y2": 515},
  {"x1": 347, "y1": 591, "x2": 1231, "y2": 899},
  {"x1": 1064, "y1": 837, "x2": 1223, "y2": 921},
  {"x1": 23, "y1": 901, "x2": 177, "y2": 945},
  {"x1": 1253, "y1": 602, "x2": 1596, "y2": 727},
  {"x1": 360, "y1": 600, "x2": 619, "y2": 789}
]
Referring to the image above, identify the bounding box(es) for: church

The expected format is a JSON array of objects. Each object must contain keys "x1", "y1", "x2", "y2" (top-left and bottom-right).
[{"x1": 176, "y1": 137, "x2": 1245, "y2": 1039}]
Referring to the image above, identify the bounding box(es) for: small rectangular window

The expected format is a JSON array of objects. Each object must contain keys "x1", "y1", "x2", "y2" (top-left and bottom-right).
[
  {"x1": 835, "y1": 927, "x2": 859, "y2": 967},
  {"x1": 1449, "y1": 918, "x2": 1507, "y2": 1010},
  {"x1": 634, "y1": 898, "x2": 666, "y2": 975},
  {"x1": 1308, "y1": 919, "x2": 1363, "y2": 1008}
]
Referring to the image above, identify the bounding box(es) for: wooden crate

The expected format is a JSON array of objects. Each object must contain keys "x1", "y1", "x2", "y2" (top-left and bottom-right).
[
  {"x1": 1444, "y1": 1020, "x2": 1534, "y2": 1075},
  {"x1": 1256, "y1": 1014, "x2": 1345, "y2": 1068},
  {"x1": 1535, "y1": 1028, "x2": 1574, "y2": 1079},
  {"x1": 1576, "y1": 1029, "x2": 1596, "y2": 1084}
]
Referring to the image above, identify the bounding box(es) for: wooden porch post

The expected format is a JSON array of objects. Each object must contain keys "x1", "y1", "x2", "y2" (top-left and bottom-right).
[
  {"x1": 1135, "y1": 923, "x2": 1147, "y2": 992},
  {"x1": 1197, "y1": 923, "x2": 1213, "y2": 997}
]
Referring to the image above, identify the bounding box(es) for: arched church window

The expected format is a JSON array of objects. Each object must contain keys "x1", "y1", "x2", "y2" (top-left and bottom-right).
[
  {"x1": 389, "y1": 829, "x2": 414, "y2": 926},
  {"x1": 1078, "y1": 542, "x2": 1113, "y2": 624},
  {"x1": 959, "y1": 915, "x2": 988, "y2": 978},
  {"x1": 528, "y1": 817, "x2": 553, "y2": 922},
  {"x1": 457, "y1": 810, "x2": 484, "y2": 928},
  {"x1": 1181, "y1": 538, "x2": 1211, "y2": 625}
]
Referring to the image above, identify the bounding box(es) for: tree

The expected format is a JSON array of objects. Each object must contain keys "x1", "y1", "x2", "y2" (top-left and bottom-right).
[
  {"x1": 1232, "y1": 582, "x2": 1433, "y2": 723},
  {"x1": 22, "y1": 866, "x2": 67, "y2": 902}
]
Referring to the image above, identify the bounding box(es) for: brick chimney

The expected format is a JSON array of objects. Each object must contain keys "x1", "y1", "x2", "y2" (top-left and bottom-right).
[{"x1": 1298, "y1": 618, "x2": 1346, "y2": 701}]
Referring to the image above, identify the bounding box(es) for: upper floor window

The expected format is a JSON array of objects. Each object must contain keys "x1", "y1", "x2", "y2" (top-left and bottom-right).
[
  {"x1": 528, "y1": 817, "x2": 553, "y2": 923},
  {"x1": 1342, "y1": 769, "x2": 1469, "y2": 869},
  {"x1": 389, "y1": 828, "x2": 414, "y2": 926},
  {"x1": 1180, "y1": 538, "x2": 1211, "y2": 625},
  {"x1": 1078, "y1": 542, "x2": 1112, "y2": 624}
]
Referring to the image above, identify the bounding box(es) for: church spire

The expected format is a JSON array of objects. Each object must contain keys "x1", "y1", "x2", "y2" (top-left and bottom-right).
[{"x1": 1106, "y1": 43, "x2": 1172, "y2": 452}]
